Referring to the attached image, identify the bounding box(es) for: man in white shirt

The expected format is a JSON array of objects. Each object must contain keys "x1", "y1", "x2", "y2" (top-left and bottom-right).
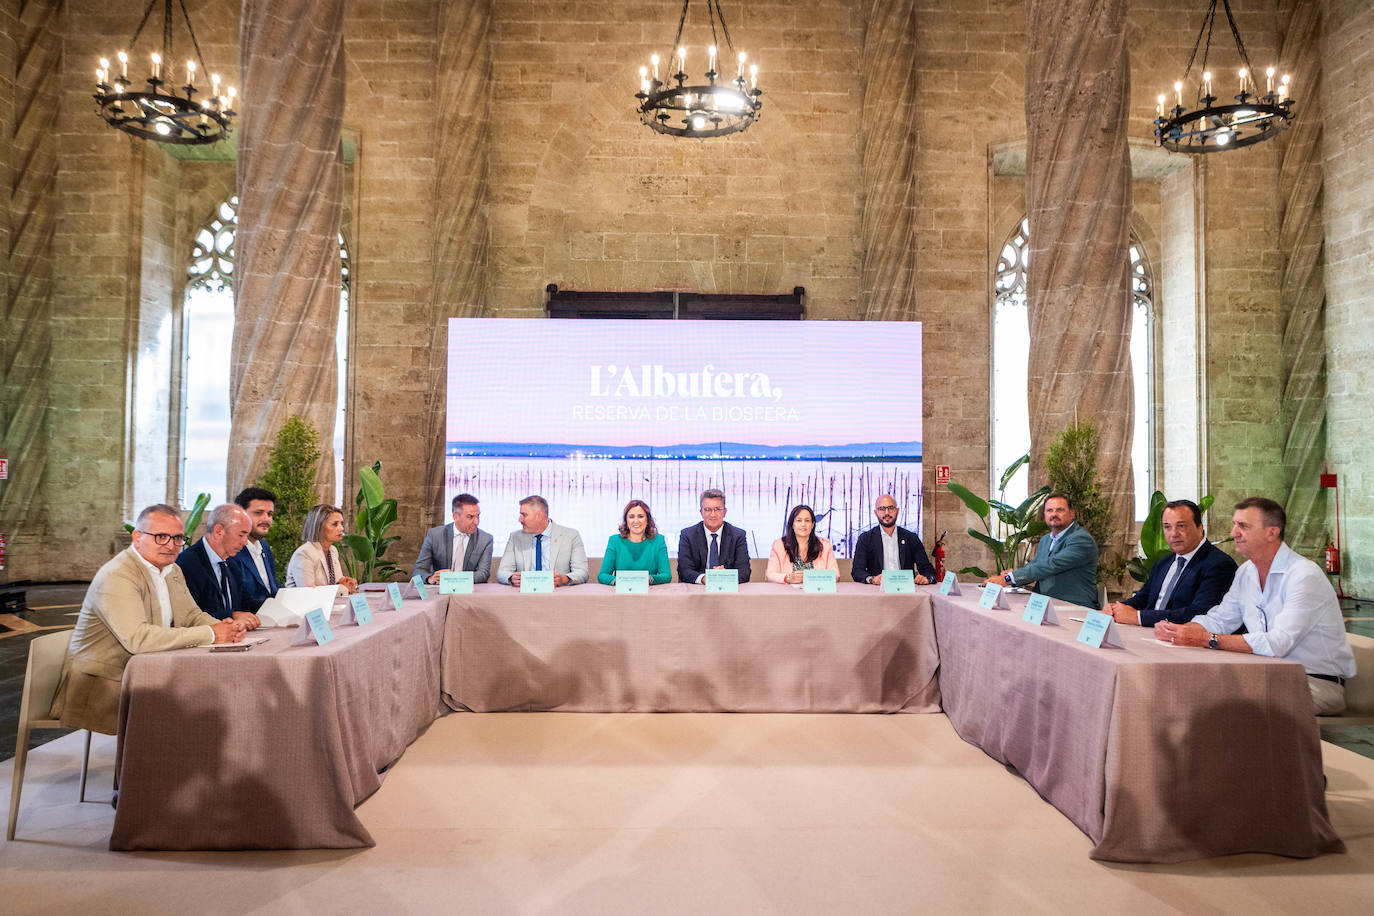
[
  {"x1": 50, "y1": 504, "x2": 245, "y2": 735},
  {"x1": 228, "y1": 486, "x2": 281, "y2": 612},
  {"x1": 1155, "y1": 497, "x2": 1357, "y2": 715}
]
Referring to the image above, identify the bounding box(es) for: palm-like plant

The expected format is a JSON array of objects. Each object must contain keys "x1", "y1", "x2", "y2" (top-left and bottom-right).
[
  {"x1": 1127, "y1": 490, "x2": 1216, "y2": 583},
  {"x1": 338, "y1": 462, "x2": 403, "y2": 584},
  {"x1": 946, "y1": 454, "x2": 1050, "y2": 578}
]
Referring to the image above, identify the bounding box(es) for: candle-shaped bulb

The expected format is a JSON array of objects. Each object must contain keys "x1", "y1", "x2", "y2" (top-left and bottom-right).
[
  {"x1": 738, "y1": 51, "x2": 746, "y2": 78},
  {"x1": 118, "y1": 50, "x2": 128, "y2": 77},
  {"x1": 708, "y1": 45, "x2": 717, "y2": 71},
  {"x1": 1238, "y1": 67, "x2": 1247, "y2": 93},
  {"x1": 650, "y1": 53, "x2": 659, "y2": 81},
  {"x1": 749, "y1": 63, "x2": 758, "y2": 89},
  {"x1": 683, "y1": 92, "x2": 692, "y2": 109},
  {"x1": 1174, "y1": 80, "x2": 1183, "y2": 106},
  {"x1": 677, "y1": 46, "x2": 686, "y2": 73},
  {"x1": 1202, "y1": 70, "x2": 1212, "y2": 97},
  {"x1": 100, "y1": 57, "x2": 110, "y2": 70},
  {"x1": 187, "y1": 60, "x2": 196, "y2": 77},
  {"x1": 228, "y1": 86, "x2": 237, "y2": 102},
  {"x1": 1157, "y1": 93, "x2": 1165, "y2": 117}
]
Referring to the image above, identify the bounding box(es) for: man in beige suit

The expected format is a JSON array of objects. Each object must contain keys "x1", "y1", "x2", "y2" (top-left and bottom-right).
[{"x1": 50, "y1": 504, "x2": 245, "y2": 735}]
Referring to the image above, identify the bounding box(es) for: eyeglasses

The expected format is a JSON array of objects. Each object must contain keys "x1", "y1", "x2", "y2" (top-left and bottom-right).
[
  {"x1": 701, "y1": 507, "x2": 725, "y2": 514},
  {"x1": 137, "y1": 530, "x2": 187, "y2": 546}
]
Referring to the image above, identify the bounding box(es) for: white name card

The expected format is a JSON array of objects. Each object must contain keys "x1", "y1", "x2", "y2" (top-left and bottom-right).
[
  {"x1": 938, "y1": 571, "x2": 962, "y2": 596},
  {"x1": 705, "y1": 568, "x2": 739, "y2": 593},
  {"x1": 1022, "y1": 593, "x2": 1058, "y2": 626},
  {"x1": 1076, "y1": 610, "x2": 1125, "y2": 648},
  {"x1": 881, "y1": 569, "x2": 916, "y2": 594},
  {"x1": 978, "y1": 583, "x2": 1010, "y2": 610},
  {"x1": 521, "y1": 570, "x2": 555, "y2": 593},
  {"x1": 290, "y1": 607, "x2": 334, "y2": 646},
  {"x1": 615, "y1": 569, "x2": 650, "y2": 594},
  {"x1": 803, "y1": 569, "x2": 838, "y2": 593},
  {"x1": 439, "y1": 570, "x2": 474, "y2": 595}
]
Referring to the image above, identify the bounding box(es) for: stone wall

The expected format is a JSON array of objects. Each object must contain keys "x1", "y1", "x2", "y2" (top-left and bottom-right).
[{"x1": 1321, "y1": 0, "x2": 1374, "y2": 595}]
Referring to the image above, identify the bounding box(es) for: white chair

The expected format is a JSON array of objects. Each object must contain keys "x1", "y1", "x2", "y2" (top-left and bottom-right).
[
  {"x1": 7, "y1": 629, "x2": 93, "y2": 841},
  {"x1": 1316, "y1": 632, "x2": 1374, "y2": 726}
]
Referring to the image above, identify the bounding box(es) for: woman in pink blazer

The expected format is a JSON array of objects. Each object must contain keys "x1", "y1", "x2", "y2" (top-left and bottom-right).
[{"x1": 766, "y1": 504, "x2": 838, "y2": 584}]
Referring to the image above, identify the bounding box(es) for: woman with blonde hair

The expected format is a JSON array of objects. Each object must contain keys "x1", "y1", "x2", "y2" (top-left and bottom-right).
[{"x1": 285, "y1": 503, "x2": 359, "y2": 594}]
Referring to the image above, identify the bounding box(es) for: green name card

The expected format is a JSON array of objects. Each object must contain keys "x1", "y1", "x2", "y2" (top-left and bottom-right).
[
  {"x1": 345, "y1": 593, "x2": 373, "y2": 626},
  {"x1": 614, "y1": 569, "x2": 650, "y2": 594},
  {"x1": 439, "y1": 570, "x2": 474, "y2": 595},
  {"x1": 705, "y1": 568, "x2": 739, "y2": 593},
  {"x1": 1076, "y1": 610, "x2": 1124, "y2": 648},
  {"x1": 1022, "y1": 593, "x2": 1058, "y2": 626},
  {"x1": 386, "y1": 582, "x2": 404, "y2": 610},
  {"x1": 881, "y1": 569, "x2": 916, "y2": 594},
  {"x1": 803, "y1": 569, "x2": 838, "y2": 593},
  {"x1": 978, "y1": 582, "x2": 1009, "y2": 610},
  {"x1": 938, "y1": 571, "x2": 962, "y2": 596},
  {"x1": 410, "y1": 575, "x2": 429, "y2": 599},
  {"x1": 521, "y1": 569, "x2": 555, "y2": 593}
]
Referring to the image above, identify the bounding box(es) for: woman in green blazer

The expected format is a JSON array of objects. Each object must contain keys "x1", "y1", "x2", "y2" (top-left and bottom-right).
[{"x1": 598, "y1": 499, "x2": 672, "y2": 585}]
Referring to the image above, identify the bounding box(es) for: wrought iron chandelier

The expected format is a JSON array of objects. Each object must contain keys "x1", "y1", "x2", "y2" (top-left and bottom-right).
[
  {"x1": 93, "y1": 0, "x2": 237, "y2": 145},
  {"x1": 635, "y1": 0, "x2": 762, "y2": 138},
  {"x1": 1153, "y1": 0, "x2": 1294, "y2": 154}
]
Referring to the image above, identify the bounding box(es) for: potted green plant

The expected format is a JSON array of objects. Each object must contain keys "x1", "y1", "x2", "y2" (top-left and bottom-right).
[
  {"x1": 338, "y1": 462, "x2": 403, "y2": 584},
  {"x1": 255, "y1": 415, "x2": 323, "y2": 583},
  {"x1": 947, "y1": 454, "x2": 1051, "y2": 578}
]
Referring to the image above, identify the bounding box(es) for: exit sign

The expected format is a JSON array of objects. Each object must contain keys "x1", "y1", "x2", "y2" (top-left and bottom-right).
[
  {"x1": 935, "y1": 465, "x2": 950, "y2": 485},
  {"x1": 0, "y1": 458, "x2": 8, "y2": 479}
]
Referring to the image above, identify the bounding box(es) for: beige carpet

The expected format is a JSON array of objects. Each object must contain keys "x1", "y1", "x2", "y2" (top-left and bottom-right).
[{"x1": 3, "y1": 713, "x2": 1374, "y2": 914}]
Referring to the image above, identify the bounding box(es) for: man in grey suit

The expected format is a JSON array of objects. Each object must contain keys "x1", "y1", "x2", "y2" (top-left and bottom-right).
[
  {"x1": 412, "y1": 493, "x2": 494, "y2": 584},
  {"x1": 496, "y1": 494, "x2": 589, "y2": 587},
  {"x1": 985, "y1": 492, "x2": 1100, "y2": 608}
]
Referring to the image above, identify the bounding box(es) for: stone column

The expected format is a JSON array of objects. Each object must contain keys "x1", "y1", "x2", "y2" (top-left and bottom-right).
[
  {"x1": 0, "y1": 0, "x2": 59, "y2": 573},
  {"x1": 859, "y1": 0, "x2": 917, "y2": 321},
  {"x1": 1276, "y1": 0, "x2": 1327, "y2": 555},
  {"x1": 1023, "y1": 0, "x2": 1134, "y2": 551},
  {"x1": 229, "y1": 0, "x2": 346, "y2": 499},
  {"x1": 421, "y1": 0, "x2": 492, "y2": 521}
]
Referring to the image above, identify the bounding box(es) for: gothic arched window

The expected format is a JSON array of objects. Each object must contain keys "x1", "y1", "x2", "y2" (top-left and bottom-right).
[
  {"x1": 182, "y1": 196, "x2": 351, "y2": 505},
  {"x1": 992, "y1": 217, "x2": 1155, "y2": 520}
]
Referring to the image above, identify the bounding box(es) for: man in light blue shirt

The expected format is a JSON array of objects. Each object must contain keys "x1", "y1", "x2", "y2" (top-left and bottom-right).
[{"x1": 1155, "y1": 497, "x2": 1356, "y2": 715}]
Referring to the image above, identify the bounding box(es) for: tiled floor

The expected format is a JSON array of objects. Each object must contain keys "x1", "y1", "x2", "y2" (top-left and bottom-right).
[{"x1": 3, "y1": 584, "x2": 1374, "y2": 763}]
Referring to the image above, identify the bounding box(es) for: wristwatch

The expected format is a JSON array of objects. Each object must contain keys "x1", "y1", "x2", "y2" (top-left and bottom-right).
[
  {"x1": 1003, "y1": 572, "x2": 1013, "y2": 585},
  {"x1": 1208, "y1": 633, "x2": 1219, "y2": 650}
]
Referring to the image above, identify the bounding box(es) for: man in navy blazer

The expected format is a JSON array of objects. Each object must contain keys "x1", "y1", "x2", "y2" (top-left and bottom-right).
[
  {"x1": 1107, "y1": 499, "x2": 1237, "y2": 627},
  {"x1": 852, "y1": 494, "x2": 936, "y2": 585},
  {"x1": 678, "y1": 488, "x2": 752, "y2": 583},
  {"x1": 228, "y1": 486, "x2": 280, "y2": 613},
  {"x1": 176, "y1": 503, "x2": 261, "y2": 628}
]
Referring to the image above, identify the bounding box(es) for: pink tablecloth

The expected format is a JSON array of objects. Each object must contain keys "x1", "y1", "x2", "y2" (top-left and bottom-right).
[
  {"x1": 931, "y1": 588, "x2": 1343, "y2": 862},
  {"x1": 110, "y1": 593, "x2": 448, "y2": 850}
]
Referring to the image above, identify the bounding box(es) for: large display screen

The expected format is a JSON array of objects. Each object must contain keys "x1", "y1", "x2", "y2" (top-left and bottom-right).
[{"x1": 446, "y1": 318, "x2": 922, "y2": 558}]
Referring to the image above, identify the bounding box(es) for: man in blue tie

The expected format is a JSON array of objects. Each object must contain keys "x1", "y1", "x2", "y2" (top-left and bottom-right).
[
  {"x1": 175, "y1": 503, "x2": 261, "y2": 628},
  {"x1": 986, "y1": 492, "x2": 1099, "y2": 608},
  {"x1": 227, "y1": 486, "x2": 281, "y2": 613},
  {"x1": 1105, "y1": 499, "x2": 1236, "y2": 627},
  {"x1": 496, "y1": 494, "x2": 589, "y2": 587}
]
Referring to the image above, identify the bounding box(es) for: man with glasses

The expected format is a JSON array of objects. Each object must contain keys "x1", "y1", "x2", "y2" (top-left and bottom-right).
[
  {"x1": 677, "y1": 488, "x2": 752, "y2": 584},
  {"x1": 50, "y1": 504, "x2": 245, "y2": 736},
  {"x1": 852, "y1": 494, "x2": 936, "y2": 586}
]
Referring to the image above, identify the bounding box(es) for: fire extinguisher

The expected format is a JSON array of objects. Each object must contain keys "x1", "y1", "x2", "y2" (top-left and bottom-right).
[
  {"x1": 932, "y1": 530, "x2": 947, "y2": 582},
  {"x1": 1325, "y1": 540, "x2": 1340, "y2": 574},
  {"x1": 0, "y1": 531, "x2": 6, "y2": 571}
]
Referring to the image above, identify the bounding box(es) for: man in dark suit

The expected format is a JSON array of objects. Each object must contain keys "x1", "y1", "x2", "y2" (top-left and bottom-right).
[
  {"x1": 413, "y1": 493, "x2": 494, "y2": 584},
  {"x1": 228, "y1": 486, "x2": 280, "y2": 613},
  {"x1": 852, "y1": 494, "x2": 936, "y2": 586},
  {"x1": 678, "y1": 488, "x2": 752, "y2": 583},
  {"x1": 1107, "y1": 498, "x2": 1237, "y2": 627},
  {"x1": 175, "y1": 503, "x2": 261, "y2": 628}
]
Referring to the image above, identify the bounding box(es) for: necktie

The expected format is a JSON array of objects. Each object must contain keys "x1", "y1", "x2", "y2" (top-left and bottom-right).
[
  {"x1": 324, "y1": 548, "x2": 337, "y2": 584},
  {"x1": 217, "y1": 560, "x2": 233, "y2": 614},
  {"x1": 1156, "y1": 555, "x2": 1186, "y2": 610},
  {"x1": 534, "y1": 534, "x2": 543, "y2": 571},
  {"x1": 708, "y1": 532, "x2": 720, "y2": 569}
]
